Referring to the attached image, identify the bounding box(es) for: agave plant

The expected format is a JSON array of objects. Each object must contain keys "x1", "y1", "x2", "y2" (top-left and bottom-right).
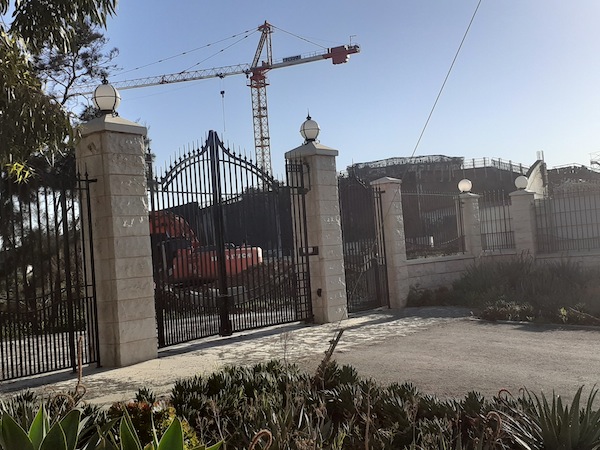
[{"x1": 501, "y1": 386, "x2": 600, "y2": 450}]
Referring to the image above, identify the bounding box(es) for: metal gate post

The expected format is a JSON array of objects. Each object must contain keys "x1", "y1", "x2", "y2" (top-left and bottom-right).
[
  {"x1": 60, "y1": 189, "x2": 77, "y2": 372},
  {"x1": 209, "y1": 131, "x2": 233, "y2": 336}
]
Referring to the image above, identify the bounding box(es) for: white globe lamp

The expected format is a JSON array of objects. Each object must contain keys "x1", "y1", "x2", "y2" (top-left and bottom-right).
[
  {"x1": 300, "y1": 115, "x2": 320, "y2": 142},
  {"x1": 514, "y1": 175, "x2": 528, "y2": 190},
  {"x1": 458, "y1": 178, "x2": 472, "y2": 193},
  {"x1": 93, "y1": 80, "x2": 121, "y2": 114}
]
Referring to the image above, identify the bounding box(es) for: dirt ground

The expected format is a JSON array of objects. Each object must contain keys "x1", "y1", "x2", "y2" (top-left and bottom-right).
[{"x1": 298, "y1": 318, "x2": 600, "y2": 403}]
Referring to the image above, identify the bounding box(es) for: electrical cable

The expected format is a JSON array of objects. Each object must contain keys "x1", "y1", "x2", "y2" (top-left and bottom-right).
[
  {"x1": 408, "y1": 0, "x2": 483, "y2": 160},
  {"x1": 342, "y1": 0, "x2": 484, "y2": 313}
]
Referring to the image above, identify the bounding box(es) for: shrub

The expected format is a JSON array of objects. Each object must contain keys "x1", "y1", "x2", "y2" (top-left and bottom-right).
[
  {"x1": 480, "y1": 300, "x2": 535, "y2": 322},
  {"x1": 3, "y1": 361, "x2": 600, "y2": 449},
  {"x1": 443, "y1": 256, "x2": 600, "y2": 325}
]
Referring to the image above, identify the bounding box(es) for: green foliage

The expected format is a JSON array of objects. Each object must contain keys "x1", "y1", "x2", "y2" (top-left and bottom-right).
[
  {"x1": 0, "y1": 0, "x2": 116, "y2": 167},
  {"x1": 0, "y1": 30, "x2": 73, "y2": 164},
  {"x1": 33, "y1": 20, "x2": 119, "y2": 110},
  {"x1": 171, "y1": 360, "x2": 546, "y2": 448},
  {"x1": 134, "y1": 389, "x2": 157, "y2": 406},
  {"x1": 480, "y1": 300, "x2": 535, "y2": 322},
  {"x1": 0, "y1": 405, "x2": 84, "y2": 450},
  {"x1": 115, "y1": 410, "x2": 211, "y2": 450},
  {"x1": 2, "y1": 0, "x2": 116, "y2": 54},
  {"x1": 409, "y1": 256, "x2": 600, "y2": 325},
  {"x1": 501, "y1": 386, "x2": 600, "y2": 449},
  {"x1": 406, "y1": 284, "x2": 457, "y2": 307},
  {"x1": 3, "y1": 362, "x2": 600, "y2": 449},
  {"x1": 107, "y1": 400, "x2": 202, "y2": 450}
]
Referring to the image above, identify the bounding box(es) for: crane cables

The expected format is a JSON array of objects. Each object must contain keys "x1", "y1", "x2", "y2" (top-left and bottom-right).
[
  {"x1": 269, "y1": 24, "x2": 329, "y2": 49},
  {"x1": 114, "y1": 27, "x2": 258, "y2": 78}
]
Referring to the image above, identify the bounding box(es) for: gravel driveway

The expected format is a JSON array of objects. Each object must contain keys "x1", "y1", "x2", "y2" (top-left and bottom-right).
[{"x1": 298, "y1": 317, "x2": 600, "y2": 403}]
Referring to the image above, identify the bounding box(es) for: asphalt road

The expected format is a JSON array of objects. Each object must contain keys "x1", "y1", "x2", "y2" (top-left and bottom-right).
[{"x1": 298, "y1": 318, "x2": 600, "y2": 403}]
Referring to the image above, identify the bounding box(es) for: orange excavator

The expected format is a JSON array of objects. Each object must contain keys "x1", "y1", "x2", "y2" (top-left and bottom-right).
[{"x1": 149, "y1": 210, "x2": 262, "y2": 284}]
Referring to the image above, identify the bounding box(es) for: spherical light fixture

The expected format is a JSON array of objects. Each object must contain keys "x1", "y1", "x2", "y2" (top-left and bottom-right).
[
  {"x1": 458, "y1": 178, "x2": 472, "y2": 193},
  {"x1": 93, "y1": 79, "x2": 121, "y2": 114},
  {"x1": 514, "y1": 175, "x2": 528, "y2": 190},
  {"x1": 300, "y1": 115, "x2": 320, "y2": 142}
]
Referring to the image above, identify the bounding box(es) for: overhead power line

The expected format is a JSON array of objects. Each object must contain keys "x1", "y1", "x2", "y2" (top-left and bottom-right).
[{"x1": 409, "y1": 0, "x2": 483, "y2": 159}]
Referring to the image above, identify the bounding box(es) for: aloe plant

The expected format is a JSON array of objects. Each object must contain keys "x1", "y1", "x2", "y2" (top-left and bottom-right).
[
  {"x1": 116, "y1": 410, "x2": 222, "y2": 450},
  {"x1": 0, "y1": 404, "x2": 85, "y2": 450}
]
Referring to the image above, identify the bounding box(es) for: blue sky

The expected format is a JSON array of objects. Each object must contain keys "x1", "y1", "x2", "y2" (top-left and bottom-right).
[{"x1": 95, "y1": 0, "x2": 600, "y2": 177}]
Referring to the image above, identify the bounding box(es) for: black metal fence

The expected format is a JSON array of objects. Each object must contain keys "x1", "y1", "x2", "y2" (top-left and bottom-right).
[
  {"x1": 149, "y1": 132, "x2": 312, "y2": 348},
  {"x1": 535, "y1": 185, "x2": 600, "y2": 253},
  {"x1": 338, "y1": 175, "x2": 389, "y2": 312},
  {"x1": 479, "y1": 190, "x2": 515, "y2": 251},
  {"x1": 402, "y1": 191, "x2": 464, "y2": 259},
  {"x1": 0, "y1": 171, "x2": 99, "y2": 380}
]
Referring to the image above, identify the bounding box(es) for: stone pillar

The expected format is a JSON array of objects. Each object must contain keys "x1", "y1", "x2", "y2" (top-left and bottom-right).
[
  {"x1": 459, "y1": 193, "x2": 482, "y2": 256},
  {"x1": 509, "y1": 189, "x2": 537, "y2": 256},
  {"x1": 370, "y1": 177, "x2": 409, "y2": 308},
  {"x1": 76, "y1": 114, "x2": 157, "y2": 367},
  {"x1": 285, "y1": 141, "x2": 347, "y2": 324}
]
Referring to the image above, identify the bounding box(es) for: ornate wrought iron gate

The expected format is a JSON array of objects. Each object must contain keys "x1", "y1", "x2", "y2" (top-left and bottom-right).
[
  {"x1": 338, "y1": 175, "x2": 389, "y2": 312},
  {"x1": 149, "y1": 131, "x2": 312, "y2": 348},
  {"x1": 0, "y1": 172, "x2": 99, "y2": 380}
]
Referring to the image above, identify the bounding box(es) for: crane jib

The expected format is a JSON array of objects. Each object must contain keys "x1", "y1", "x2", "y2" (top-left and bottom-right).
[{"x1": 72, "y1": 22, "x2": 361, "y2": 176}]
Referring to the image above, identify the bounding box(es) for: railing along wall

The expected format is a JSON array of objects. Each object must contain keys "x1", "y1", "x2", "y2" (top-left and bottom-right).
[
  {"x1": 461, "y1": 157, "x2": 528, "y2": 174},
  {"x1": 479, "y1": 190, "x2": 515, "y2": 251},
  {"x1": 535, "y1": 185, "x2": 600, "y2": 253},
  {"x1": 402, "y1": 191, "x2": 465, "y2": 259}
]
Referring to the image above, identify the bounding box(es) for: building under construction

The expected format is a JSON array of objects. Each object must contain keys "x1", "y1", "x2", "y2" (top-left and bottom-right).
[{"x1": 348, "y1": 155, "x2": 531, "y2": 194}]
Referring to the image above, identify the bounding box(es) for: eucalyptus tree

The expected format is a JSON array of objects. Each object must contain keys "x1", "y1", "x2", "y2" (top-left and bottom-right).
[{"x1": 0, "y1": 0, "x2": 117, "y2": 173}]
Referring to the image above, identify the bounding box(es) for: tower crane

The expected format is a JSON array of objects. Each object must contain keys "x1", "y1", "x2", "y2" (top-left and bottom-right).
[{"x1": 73, "y1": 21, "x2": 360, "y2": 174}]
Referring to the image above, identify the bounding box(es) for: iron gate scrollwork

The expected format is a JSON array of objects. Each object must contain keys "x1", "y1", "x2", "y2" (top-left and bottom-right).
[
  {"x1": 338, "y1": 175, "x2": 389, "y2": 312},
  {"x1": 149, "y1": 131, "x2": 312, "y2": 348}
]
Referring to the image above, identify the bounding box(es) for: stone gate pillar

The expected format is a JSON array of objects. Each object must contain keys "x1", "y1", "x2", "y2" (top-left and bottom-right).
[
  {"x1": 76, "y1": 113, "x2": 157, "y2": 367},
  {"x1": 459, "y1": 192, "x2": 483, "y2": 256},
  {"x1": 285, "y1": 118, "x2": 347, "y2": 324},
  {"x1": 370, "y1": 177, "x2": 409, "y2": 308},
  {"x1": 509, "y1": 189, "x2": 537, "y2": 256}
]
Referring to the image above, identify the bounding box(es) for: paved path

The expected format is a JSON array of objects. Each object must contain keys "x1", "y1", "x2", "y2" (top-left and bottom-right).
[{"x1": 1, "y1": 307, "x2": 598, "y2": 406}]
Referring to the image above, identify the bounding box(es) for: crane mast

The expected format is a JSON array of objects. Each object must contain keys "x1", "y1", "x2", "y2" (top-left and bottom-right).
[
  {"x1": 250, "y1": 22, "x2": 274, "y2": 174},
  {"x1": 72, "y1": 22, "x2": 360, "y2": 174}
]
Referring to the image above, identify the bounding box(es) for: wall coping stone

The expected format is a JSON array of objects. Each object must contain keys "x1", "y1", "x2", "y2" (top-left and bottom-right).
[
  {"x1": 371, "y1": 176, "x2": 401, "y2": 186},
  {"x1": 285, "y1": 141, "x2": 338, "y2": 158},
  {"x1": 405, "y1": 254, "x2": 476, "y2": 266},
  {"x1": 509, "y1": 189, "x2": 535, "y2": 198},
  {"x1": 81, "y1": 114, "x2": 147, "y2": 137}
]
